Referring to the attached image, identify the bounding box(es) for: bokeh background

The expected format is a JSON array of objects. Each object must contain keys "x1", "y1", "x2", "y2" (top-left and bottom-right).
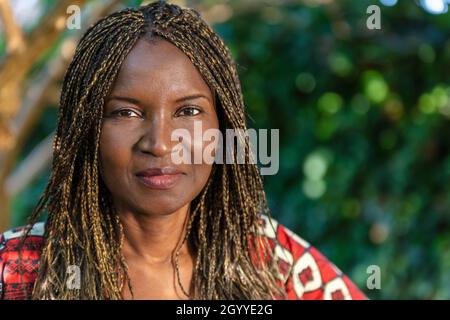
[{"x1": 0, "y1": 0, "x2": 449, "y2": 299}]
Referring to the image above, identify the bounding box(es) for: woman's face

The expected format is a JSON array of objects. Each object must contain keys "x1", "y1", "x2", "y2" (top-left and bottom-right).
[{"x1": 99, "y1": 38, "x2": 219, "y2": 216}]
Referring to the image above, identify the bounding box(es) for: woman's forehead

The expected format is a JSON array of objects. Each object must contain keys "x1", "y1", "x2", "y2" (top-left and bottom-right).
[{"x1": 110, "y1": 38, "x2": 213, "y2": 100}]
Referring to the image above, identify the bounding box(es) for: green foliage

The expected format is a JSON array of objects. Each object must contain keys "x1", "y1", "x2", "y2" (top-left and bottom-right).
[{"x1": 217, "y1": 0, "x2": 450, "y2": 299}]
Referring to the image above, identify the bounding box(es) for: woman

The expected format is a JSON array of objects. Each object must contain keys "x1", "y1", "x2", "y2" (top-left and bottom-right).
[{"x1": 0, "y1": 1, "x2": 366, "y2": 300}]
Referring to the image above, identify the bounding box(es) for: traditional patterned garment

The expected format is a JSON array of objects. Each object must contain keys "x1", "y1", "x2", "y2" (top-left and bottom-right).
[
  {"x1": 0, "y1": 222, "x2": 45, "y2": 299},
  {"x1": 0, "y1": 216, "x2": 366, "y2": 300}
]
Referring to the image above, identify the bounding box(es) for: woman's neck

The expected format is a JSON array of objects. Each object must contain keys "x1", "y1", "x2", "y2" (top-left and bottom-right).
[{"x1": 118, "y1": 203, "x2": 191, "y2": 264}]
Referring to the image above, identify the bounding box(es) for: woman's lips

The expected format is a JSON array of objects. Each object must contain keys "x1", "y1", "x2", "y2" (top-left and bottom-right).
[{"x1": 135, "y1": 167, "x2": 184, "y2": 190}]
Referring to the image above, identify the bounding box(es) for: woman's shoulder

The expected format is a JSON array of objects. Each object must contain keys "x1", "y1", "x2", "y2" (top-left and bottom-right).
[
  {"x1": 258, "y1": 215, "x2": 367, "y2": 300},
  {"x1": 0, "y1": 222, "x2": 46, "y2": 299}
]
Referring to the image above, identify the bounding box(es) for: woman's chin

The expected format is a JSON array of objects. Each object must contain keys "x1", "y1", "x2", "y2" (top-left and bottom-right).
[{"x1": 135, "y1": 201, "x2": 188, "y2": 217}]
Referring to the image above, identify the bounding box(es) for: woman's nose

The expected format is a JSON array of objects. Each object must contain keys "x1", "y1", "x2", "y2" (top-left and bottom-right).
[{"x1": 136, "y1": 115, "x2": 172, "y2": 158}]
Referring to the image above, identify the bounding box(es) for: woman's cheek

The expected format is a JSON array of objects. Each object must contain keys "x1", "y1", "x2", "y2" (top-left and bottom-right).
[{"x1": 99, "y1": 126, "x2": 132, "y2": 184}]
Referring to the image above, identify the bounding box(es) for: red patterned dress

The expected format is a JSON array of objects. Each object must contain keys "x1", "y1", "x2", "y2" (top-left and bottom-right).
[{"x1": 0, "y1": 216, "x2": 366, "y2": 300}]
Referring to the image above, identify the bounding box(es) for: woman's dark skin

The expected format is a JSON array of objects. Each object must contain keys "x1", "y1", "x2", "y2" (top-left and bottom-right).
[{"x1": 99, "y1": 38, "x2": 219, "y2": 299}]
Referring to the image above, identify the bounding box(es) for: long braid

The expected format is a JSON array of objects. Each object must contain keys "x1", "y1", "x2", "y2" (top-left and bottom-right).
[{"x1": 23, "y1": 1, "x2": 285, "y2": 300}]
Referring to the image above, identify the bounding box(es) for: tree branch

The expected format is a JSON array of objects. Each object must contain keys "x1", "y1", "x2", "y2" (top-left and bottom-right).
[{"x1": 0, "y1": 0, "x2": 25, "y2": 54}]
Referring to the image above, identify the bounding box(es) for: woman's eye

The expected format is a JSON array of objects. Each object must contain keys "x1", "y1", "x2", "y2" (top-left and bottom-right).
[
  {"x1": 176, "y1": 106, "x2": 202, "y2": 117},
  {"x1": 112, "y1": 109, "x2": 141, "y2": 118}
]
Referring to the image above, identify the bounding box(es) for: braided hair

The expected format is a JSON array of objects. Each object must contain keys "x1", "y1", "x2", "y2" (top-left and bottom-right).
[{"x1": 25, "y1": 1, "x2": 285, "y2": 299}]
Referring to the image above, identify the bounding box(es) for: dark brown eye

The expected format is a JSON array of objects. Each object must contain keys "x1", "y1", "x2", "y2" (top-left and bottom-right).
[
  {"x1": 176, "y1": 106, "x2": 202, "y2": 117},
  {"x1": 112, "y1": 109, "x2": 141, "y2": 118}
]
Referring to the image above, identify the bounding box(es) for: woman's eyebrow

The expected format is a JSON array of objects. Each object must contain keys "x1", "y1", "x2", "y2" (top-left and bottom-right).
[
  {"x1": 175, "y1": 94, "x2": 211, "y2": 103},
  {"x1": 106, "y1": 95, "x2": 141, "y2": 104},
  {"x1": 106, "y1": 94, "x2": 212, "y2": 105}
]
